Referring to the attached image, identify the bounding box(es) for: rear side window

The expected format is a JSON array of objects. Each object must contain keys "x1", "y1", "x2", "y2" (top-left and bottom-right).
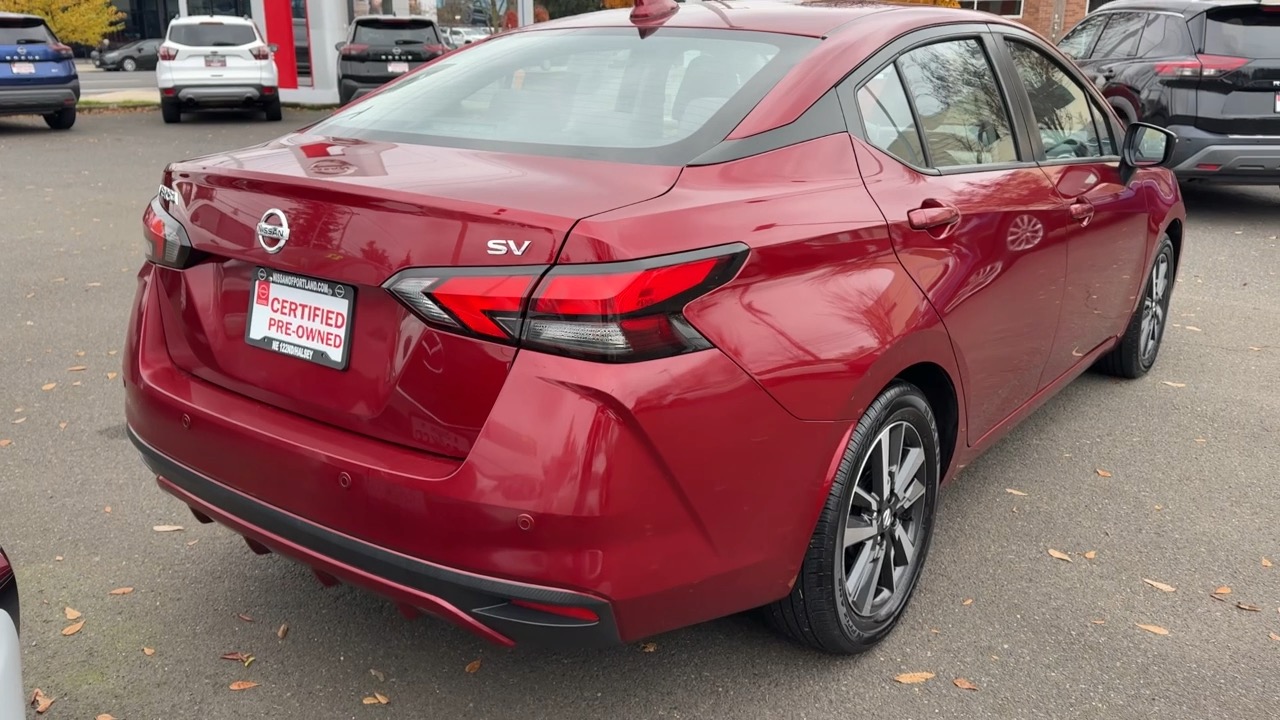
[
  {"x1": 1092, "y1": 13, "x2": 1144, "y2": 58},
  {"x1": 1135, "y1": 15, "x2": 1192, "y2": 58},
  {"x1": 312, "y1": 28, "x2": 817, "y2": 165},
  {"x1": 1007, "y1": 40, "x2": 1115, "y2": 159},
  {"x1": 1058, "y1": 15, "x2": 1107, "y2": 59},
  {"x1": 353, "y1": 20, "x2": 441, "y2": 45},
  {"x1": 168, "y1": 23, "x2": 259, "y2": 47},
  {"x1": 896, "y1": 38, "x2": 1019, "y2": 168},
  {"x1": 854, "y1": 64, "x2": 926, "y2": 167},
  {"x1": 1204, "y1": 7, "x2": 1280, "y2": 59},
  {"x1": 0, "y1": 18, "x2": 55, "y2": 44}
]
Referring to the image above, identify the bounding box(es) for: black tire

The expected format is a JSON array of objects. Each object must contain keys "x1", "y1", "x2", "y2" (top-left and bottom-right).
[
  {"x1": 122, "y1": 57, "x2": 137, "y2": 72},
  {"x1": 766, "y1": 381, "x2": 940, "y2": 654},
  {"x1": 1095, "y1": 234, "x2": 1176, "y2": 378},
  {"x1": 43, "y1": 106, "x2": 76, "y2": 130},
  {"x1": 264, "y1": 98, "x2": 283, "y2": 122},
  {"x1": 161, "y1": 101, "x2": 181, "y2": 124}
]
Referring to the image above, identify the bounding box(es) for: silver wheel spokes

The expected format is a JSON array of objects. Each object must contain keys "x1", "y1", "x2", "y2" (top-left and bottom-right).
[
  {"x1": 1141, "y1": 254, "x2": 1169, "y2": 363},
  {"x1": 843, "y1": 421, "x2": 927, "y2": 617}
]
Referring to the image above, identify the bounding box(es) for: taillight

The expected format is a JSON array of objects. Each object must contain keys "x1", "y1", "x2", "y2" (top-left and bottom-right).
[
  {"x1": 250, "y1": 45, "x2": 271, "y2": 60},
  {"x1": 158, "y1": 45, "x2": 178, "y2": 61},
  {"x1": 51, "y1": 42, "x2": 74, "y2": 60},
  {"x1": 142, "y1": 195, "x2": 200, "y2": 269},
  {"x1": 1155, "y1": 54, "x2": 1248, "y2": 78},
  {"x1": 339, "y1": 43, "x2": 369, "y2": 57},
  {"x1": 385, "y1": 245, "x2": 747, "y2": 362},
  {"x1": 425, "y1": 43, "x2": 449, "y2": 56}
]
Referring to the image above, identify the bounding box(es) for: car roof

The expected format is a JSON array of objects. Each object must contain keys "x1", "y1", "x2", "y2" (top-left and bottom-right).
[
  {"x1": 354, "y1": 14, "x2": 437, "y2": 23},
  {"x1": 0, "y1": 11, "x2": 46, "y2": 23},
  {"x1": 1082, "y1": 0, "x2": 1262, "y2": 16},
  {"x1": 169, "y1": 14, "x2": 258, "y2": 26},
  {"x1": 530, "y1": 0, "x2": 1004, "y2": 39}
]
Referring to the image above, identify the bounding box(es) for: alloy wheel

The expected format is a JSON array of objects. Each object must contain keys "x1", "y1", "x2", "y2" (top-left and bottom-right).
[
  {"x1": 840, "y1": 420, "x2": 928, "y2": 618},
  {"x1": 1140, "y1": 251, "x2": 1169, "y2": 366}
]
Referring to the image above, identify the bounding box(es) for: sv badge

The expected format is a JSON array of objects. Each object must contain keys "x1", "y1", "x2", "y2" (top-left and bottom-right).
[{"x1": 487, "y1": 239, "x2": 531, "y2": 256}]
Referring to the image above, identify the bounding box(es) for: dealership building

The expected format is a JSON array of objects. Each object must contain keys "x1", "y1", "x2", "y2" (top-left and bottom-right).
[{"x1": 110, "y1": 0, "x2": 1106, "y2": 105}]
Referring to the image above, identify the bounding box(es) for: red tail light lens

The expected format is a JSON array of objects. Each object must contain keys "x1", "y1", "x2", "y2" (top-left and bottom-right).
[
  {"x1": 1155, "y1": 54, "x2": 1248, "y2": 78},
  {"x1": 340, "y1": 43, "x2": 370, "y2": 57},
  {"x1": 142, "y1": 195, "x2": 200, "y2": 268},
  {"x1": 250, "y1": 45, "x2": 271, "y2": 60},
  {"x1": 385, "y1": 245, "x2": 747, "y2": 362},
  {"x1": 51, "y1": 42, "x2": 74, "y2": 60},
  {"x1": 158, "y1": 45, "x2": 178, "y2": 61},
  {"x1": 425, "y1": 43, "x2": 449, "y2": 56}
]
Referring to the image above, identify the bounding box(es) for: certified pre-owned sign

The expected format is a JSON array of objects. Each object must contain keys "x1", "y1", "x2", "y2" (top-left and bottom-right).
[{"x1": 245, "y1": 267, "x2": 355, "y2": 370}]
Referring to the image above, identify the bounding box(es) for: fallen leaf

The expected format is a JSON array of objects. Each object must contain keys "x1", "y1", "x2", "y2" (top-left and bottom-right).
[
  {"x1": 71, "y1": 381, "x2": 81, "y2": 387},
  {"x1": 186, "y1": 540, "x2": 198, "y2": 546},
  {"x1": 1269, "y1": 632, "x2": 1280, "y2": 642},
  {"x1": 104, "y1": 506, "x2": 111, "y2": 513},
  {"x1": 370, "y1": 669, "x2": 385, "y2": 682},
  {"x1": 277, "y1": 623, "x2": 289, "y2": 640},
  {"x1": 229, "y1": 681, "x2": 259, "y2": 691},
  {"x1": 1195, "y1": 438, "x2": 1206, "y2": 443},
  {"x1": 54, "y1": 556, "x2": 62, "y2": 561},
  {"x1": 106, "y1": 372, "x2": 118, "y2": 381},
  {"x1": 41, "y1": 383, "x2": 56, "y2": 391},
  {"x1": 1161, "y1": 381, "x2": 1186, "y2": 388},
  {"x1": 1185, "y1": 326, "x2": 1202, "y2": 332},
  {"x1": 362, "y1": 697, "x2": 381, "y2": 705},
  {"x1": 64, "y1": 607, "x2": 81, "y2": 620},
  {"x1": 30, "y1": 688, "x2": 54, "y2": 713},
  {"x1": 237, "y1": 613, "x2": 254, "y2": 623},
  {"x1": 1048, "y1": 549, "x2": 1072, "y2": 562},
  {"x1": 108, "y1": 350, "x2": 118, "y2": 356},
  {"x1": 96, "y1": 715, "x2": 117, "y2": 720},
  {"x1": 221, "y1": 652, "x2": 250, "y2": 663},
  {"x1": 152, "y1": 525, "x2": 184, "y2": 532},
  {"x1": 244, "y1": 655, "x2": 256, "y2": 668},
  {"x1": 0, "y1": 439, "x2": 10, "y2": 448},
  {"x1": 953, "y1": 678, "x2": 979, "y2": 691},
  {"x1": 11, "y1": 418, "x2": 25, "y2": 425},
  {"x1": 1143, "y1": 578, "x2": 1176, "y2": 593},
  {"x1": 1136, "y1": 623, "x2": 1169, "y2": 636},
  {"x1": 1096, "y1": 469, "x2": 1113, "y2": 478},
  {"x1": 1091, "y1": 619, "x2": 1106, "y2": 625},
  {"x1": 1005, "y1": 488, "x2": 1027, "y2": 496},
  {"x1": 1214, "y1": 586, "x2": 1232, "y2": 595},
  {"x1": 108, "y1": 587, "x2": 133, "y2": 595},
  {"x1": 62, "y1": 620, "x2": 85, "y2": 636},
  {"x1": 894, "y1": 671, "x2": 935, "y2": 685},
  {"x1": 75, "y1": 351, "x2": 85, "y2": 357},
  {"x1": 374, "y1": 692, "x2": 389, "y2": 705},
  {"x1": 640, "y1": 642, "x2": 658, "y2": 652},
  {"x1": 465, "y1": 659, "x2": 482, "y2": 673},
  {"x1": 86, "y1": 282, "x2": 102, "y2": 288},
  {"x1": 143, "y1": 647, "x2": 155, "y2": 656},
  {"x1": 1084, "y1": 551, "x2": 1097, "y2": 560},
  {"x1": 67, "y1": 365, "x2": 87, "y2": 372},
  {"x1": 58, "y1": 422, "x2": 67, "y2": 430},
  {"x1": 1236, "y1": 602, "x2": 1261, "y2": 612},
  {"x1": 1263, "y1": 557, "x2": 1273, "y2": 568},
  {"x1": 962, "y1": 598, "x2": 974, "y2": 606}
]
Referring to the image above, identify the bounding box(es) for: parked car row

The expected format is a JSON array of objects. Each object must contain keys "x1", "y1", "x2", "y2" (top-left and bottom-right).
[{"x1": 0, "y1": 11, "x2": 80, "y2": 129}]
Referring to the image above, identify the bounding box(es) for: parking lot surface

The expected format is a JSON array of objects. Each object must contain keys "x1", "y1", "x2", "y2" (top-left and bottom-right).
[{"x1": 1, "y1": 110, "x2": 1277, "y2": 719}]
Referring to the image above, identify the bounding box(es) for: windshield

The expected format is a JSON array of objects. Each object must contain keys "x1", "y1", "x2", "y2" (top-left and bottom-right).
[
  {"x1": 168, "y1": 23, "x2": 258, "y2": 47},
  {"x1": 1204, "y1": 7, "x2": 1280, "y2": 59},
  {"x1": 0, "y1": 19, "x2": 54, "y2": 45},
  {"x1": 310, "y1": 28, "x2": 817, "y2": 165},
  {"x1": 354, "y1": 20, "x2": 441, "y2": 45}
]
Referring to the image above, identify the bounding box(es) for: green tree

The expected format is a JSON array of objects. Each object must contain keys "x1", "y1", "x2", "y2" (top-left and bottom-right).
[{"x1": 0, "y1": 0, "x2": 124, "y2": 46}]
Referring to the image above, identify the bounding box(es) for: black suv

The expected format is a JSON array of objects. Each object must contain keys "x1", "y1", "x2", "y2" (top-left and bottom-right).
[
  {"x1": 335, "y1": 15, "x2": 448, "y2": 106},
  {"x1": 1059, "y1": 0, "x2": 1280, "y2": 184}
]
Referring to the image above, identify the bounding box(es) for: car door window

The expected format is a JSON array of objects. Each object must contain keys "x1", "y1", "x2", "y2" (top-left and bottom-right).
[
  {"x1": 895, "y1": 39, "x2": 1019, "y2": 168},
  {"x1": 1092, "y1": 12, "x2": 1143, "y2": 59},
  {"x1": 1135, "y1": 15, "x2": 1191, "y2": 58},
  {"x1": 852, "y1": 64, "x2": 927, "y2": 167},
  {"x1": 1058, "y1": 16, "x2": 1107, "y2": 60},
  {"x1": 1007, "y1": 40, "x2": 1116, "y2": 159}
]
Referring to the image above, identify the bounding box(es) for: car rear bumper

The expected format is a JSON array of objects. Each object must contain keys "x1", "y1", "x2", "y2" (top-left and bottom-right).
[
  {"x1": 0, "y1": 80, "x2": 80, "y2": 116},
  {"x1": 1168, "y1": 125, "x2": 1280, "y2": 184},
  {"x1": 339, "y1": 77, "x2": 386, "y2": 101},
  {"x1": 123, "y1": 264, "x2": 843, "y2": 645},
  {"x1": 164, "y1": 84, "x2": 275, "y2": 108}
]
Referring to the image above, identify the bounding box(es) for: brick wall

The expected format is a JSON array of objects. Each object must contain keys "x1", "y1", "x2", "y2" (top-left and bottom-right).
[{"x1": 1016, "y1": 0, "x2": 1090, "y2": 40}]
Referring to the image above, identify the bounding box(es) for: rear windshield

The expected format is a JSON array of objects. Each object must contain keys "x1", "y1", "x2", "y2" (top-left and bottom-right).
[
  {"x1": 0, "y1": 18, "x2": 55, "y2": 45},
  {"x1": 1204, "y1": 7, "x2": 1280, "y2": 59},
  {"x1": 168, "y1": 22, "x2": 258, "y2": 47},
  {"x1": 310, "y1": 28, "x2": 817, "y2": 165},
  {"x1": 353, "y1": 20, "x2": 441, "y2": 45}
]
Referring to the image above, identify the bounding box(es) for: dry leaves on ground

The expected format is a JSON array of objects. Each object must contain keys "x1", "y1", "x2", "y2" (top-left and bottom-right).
[
  {"x1": 362, "y1": 693, "x2": 390, "y2": 705},
  {"x1": 953, "y1": 678, "x2": 979, "y2": 691},
  {"x1": 1263, "y1": 557, "x2": 1273, "y2": 568},
  {"x1": 108, "y1": 587, "x2": 133, "y2": 595},
  {"x1": 1214, "y1": 586, "x2": 1232, "y2": 596},
  {"x1": 64, "y1": 607, "x2": 82, "y2": 620},
  {"x1": 58, "y1": 422, "x2": 67, "y2": 430},
  {"x1": 1269, "y1": 632, "x2": 1280, "y2": 642},
  {"x1": 1185, "y1": 326, "x2": 1202, "y2": 332},
  {"x1": 277, "y1": 623, "x2": 289, "y2": 640},
  {"x1": 30, "y1": 689, "x2": 54, "y2": 714},
  {"x1": 1005, "y1": 488, "x2": 1027, "y2": 496},
  {"x1": 1143, "y1": 578, "x2": 1177, "y2": 593},
  {"x1": 963, "y1": 598, "x2": 974, "y2": 606},
  {"x1": 41, "y1": 383, "x2": 56, "y2": 391},
  {"x1": 640, "y1": 642, "x2": 658, "y2": 652},
  {"x1": 61, "y1": 621, "x2": 85, "y2": 636},
  {"x1": 229, "y1": 681, "x2": 259, "y2": 691},
  {"x1": 96, "y1": 715, "x2": 118, "y2": 720},
  {"x1": 0, "y1": 440, "x2": 11, "y2": 448},
  {"x1": 67, "y1": 366, "x2": 87, "y2": 372},
  {"x1": 237, "y1": 613, "x2": 254, "y2": 623},
  {"x1": 1161, "y1": 381, "x2": 1186, "y2": 388},
  {"x1": 107, "y1": 372, "x2": 118, "y2": 381},
  {"x1": 1048, "y1": 549, "x2": 1072, "y2": 562},
  {"x1": 1136, "y1": 623, "x2": 1169, "y2": 636},
  {"x1": 894, "y1": 672, "x2": 935, "y2": 685},
  {"x1": 1096, "y1": 469, "x2": 1113, "y2": 478},
  {"x1": 465, "y1": 659, "x2": 482, "y2": 674},
  {"x1": 143, "y1": 647, "x2": 156, "y2": 656},
  {"x1": 11, "y1": 418, "x2": 25, "y2": 425},
  {"x1": 1091, "y1": 619, "x2": 1106, "y2": 625},
  {"x1": 1236, "y1": 602, "x2": 1261, "y2": 612},
  {"x1": 221, "y1": 652, "x2": 255, "y2": 667},
  {"x1": 153, "y1": 525, "x2": 184, "y2": 532},
  {"x1": 104, "y1": 506, "x2": 111, "y2": 514},
  {"x1": 1083, "y1": 551, "x2": 1098, "y2": 560},
  {"x1": 370, "y1": 669, "x2": 385, "y2": 682}
]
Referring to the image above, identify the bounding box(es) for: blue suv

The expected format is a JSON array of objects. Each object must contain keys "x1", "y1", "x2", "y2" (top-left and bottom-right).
[{"x1": 0, "y1": 12, "x2": 79, "y2": 130}]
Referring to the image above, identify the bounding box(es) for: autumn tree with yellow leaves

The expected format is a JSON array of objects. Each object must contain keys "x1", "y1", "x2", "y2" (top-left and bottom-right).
[{"x1": 0, "y1": 0, "x2": 124, "y2": 47}]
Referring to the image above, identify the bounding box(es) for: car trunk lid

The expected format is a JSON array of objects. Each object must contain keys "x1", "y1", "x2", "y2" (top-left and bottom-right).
[
  {"x1": 1193, "y1": 4, "x2": 1280, "y2": 135},
  {"x1": 154, "y1": 134, "x2": 681, "y2": 459},
  {"x1": 0, "y1": 17, "x2": 71, "y2": 86}
]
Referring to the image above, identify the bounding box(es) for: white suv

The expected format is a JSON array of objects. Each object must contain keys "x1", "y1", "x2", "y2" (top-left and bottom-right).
[{"x1": 156, "y1": 15, "x2": 281, "y2": 123}]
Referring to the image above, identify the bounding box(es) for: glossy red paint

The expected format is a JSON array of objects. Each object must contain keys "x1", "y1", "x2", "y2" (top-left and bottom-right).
[{"x1": 124, "y1": 1, "x2": 1186, "y2": 647}]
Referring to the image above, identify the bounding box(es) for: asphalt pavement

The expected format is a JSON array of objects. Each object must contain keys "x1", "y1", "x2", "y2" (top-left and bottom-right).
[
  {"x1": 0, "y1": 110, "x2": 1277, "y2": 720},
  {"x1": 76, "y1": 64, "x2": 159, "y2": 97}
]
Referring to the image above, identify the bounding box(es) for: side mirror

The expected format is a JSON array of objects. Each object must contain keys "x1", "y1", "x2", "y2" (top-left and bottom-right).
[
  {"x1": 335, "y1": 41, "x2": 345, "y2": 51},
  {"x1": 1119, "y1": 122, "x2": 1176, "y2": 184}
]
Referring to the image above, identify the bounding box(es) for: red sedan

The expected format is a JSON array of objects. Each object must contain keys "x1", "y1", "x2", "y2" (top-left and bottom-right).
[{"x1": 125, "y1": 0, "x2": 1184, "y2": 653}]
